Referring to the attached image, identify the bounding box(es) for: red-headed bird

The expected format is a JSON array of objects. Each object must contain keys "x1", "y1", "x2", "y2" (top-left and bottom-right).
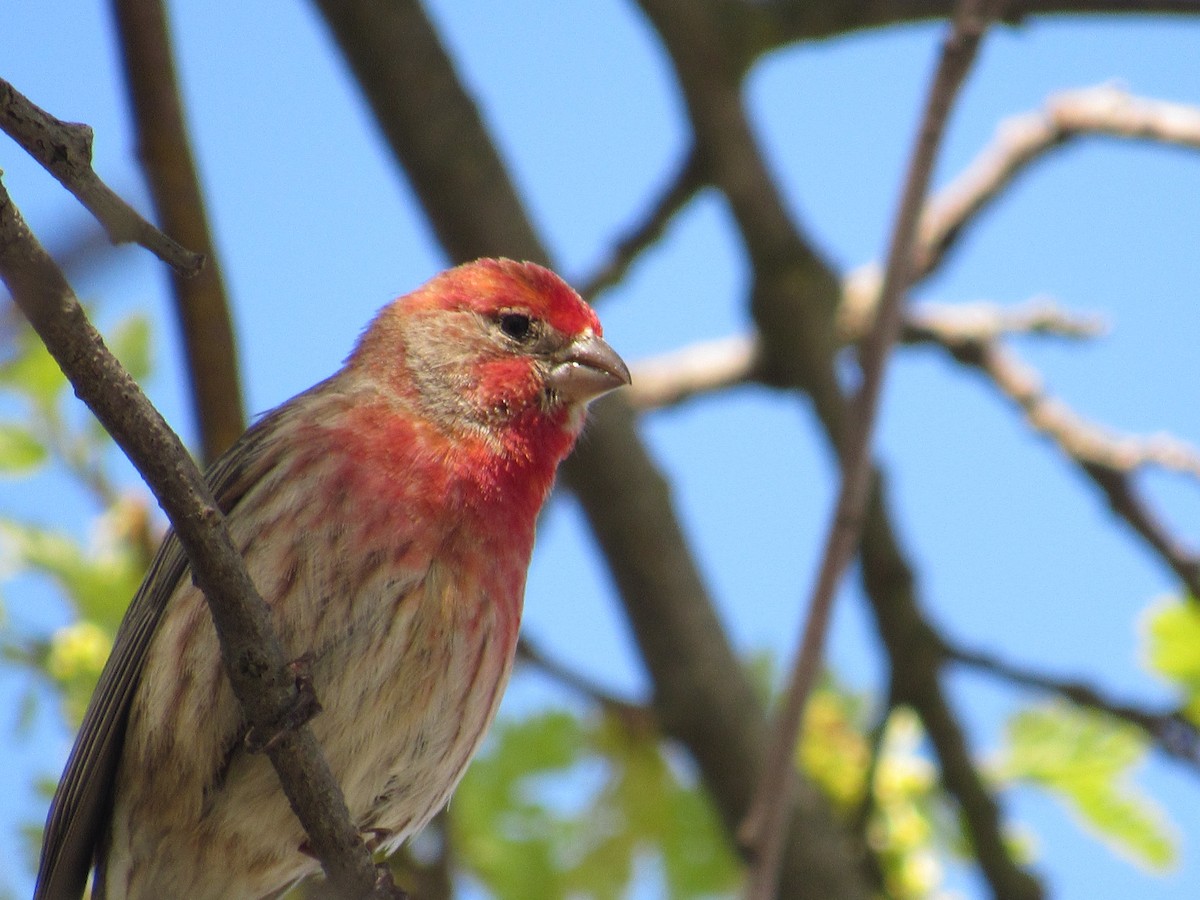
[{"x1": 36, "y1": 259, "x2": 629, "y2": 899}]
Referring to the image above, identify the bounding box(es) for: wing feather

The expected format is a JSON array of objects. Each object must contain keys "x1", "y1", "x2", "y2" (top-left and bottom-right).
[{"x1": 34, "y1": 410, "x2": 287, "y2": 900}]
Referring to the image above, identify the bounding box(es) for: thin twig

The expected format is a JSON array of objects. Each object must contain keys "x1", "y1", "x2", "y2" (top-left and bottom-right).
[
  {"x1": 901, "y1": 296, "x2": 1106, "y2": 343},
  {"x1": 939, "y1": 337, "x2": 1200, "y2": 595},
  {"x1": 916, "y1": 84, "x2": 1200, "y2": 279},
  {"x1": 0, "y1": 78, "x2": 203, "y2": 276},
  {"x1": 516, "y1": 636, "x2": 653, "y2": 726},
  {"x1": 0, "y1": 179, "x2": 397, "y2": 899},
  {"x1": 577, "y1": 146, "x2": 704, "y2": 300},
  {"x1": 739, "y1": 5, "x2": 996, "y2": 897},
  {"x1": 945, "y1": 640, "x2": 1200, "y2": 769}
]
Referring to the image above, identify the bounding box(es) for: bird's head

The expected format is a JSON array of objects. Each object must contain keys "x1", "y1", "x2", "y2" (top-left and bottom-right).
[{"x1": 350, "y1": 259, "x2": 629, "y2": 456}]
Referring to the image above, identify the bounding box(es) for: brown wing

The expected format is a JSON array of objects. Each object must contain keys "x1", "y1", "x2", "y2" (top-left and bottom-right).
[{"x1": 33, "y1": 408, "x2": 288, "y2": 900}]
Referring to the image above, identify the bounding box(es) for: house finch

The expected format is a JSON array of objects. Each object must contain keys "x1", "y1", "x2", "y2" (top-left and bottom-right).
[{"x1": 35, "y1": 259, "x2": 629, "y2": 900}]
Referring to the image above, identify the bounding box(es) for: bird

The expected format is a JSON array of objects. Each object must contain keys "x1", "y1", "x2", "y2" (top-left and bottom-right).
[{"x1": 34, "y1": 258, "x2": 630, "y2": 899}]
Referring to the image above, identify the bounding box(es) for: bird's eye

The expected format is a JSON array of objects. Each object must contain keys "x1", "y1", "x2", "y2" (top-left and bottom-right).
[{"x1": 497, "y1": 312, "x2": 535, "y2": 343}]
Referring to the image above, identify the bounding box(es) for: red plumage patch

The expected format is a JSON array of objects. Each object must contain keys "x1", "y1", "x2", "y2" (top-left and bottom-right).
[{"x1": 411, "y1": 258, "x2": 600, "y2": 339}]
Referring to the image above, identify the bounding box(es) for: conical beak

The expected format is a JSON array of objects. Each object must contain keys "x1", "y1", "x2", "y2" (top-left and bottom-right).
[{"x1": 548, "y1": 332, "x2": 631, "y2": 404}]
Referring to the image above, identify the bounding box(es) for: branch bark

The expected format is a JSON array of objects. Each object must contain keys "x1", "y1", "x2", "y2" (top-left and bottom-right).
[
  {"x1": 0, "y1": 78, "x2": 202, "y2": 276},
  {"x1": 577, "y1": 145, "x2": 704, "y2": 301},
  {"x1": 916, "y1": 84, "x2": 1200, "y2": 279},
  {"x1": 938, "y1": 336, "x2": 1200, "y2": 596},
  {"x1": 945, "y1": 640, "x2": 1200, "y2": 770},
  {"x1": 739, "y1": 4, "x2": 1010, "y2": 896},
  {"x1": 737, "y1": 0, "x2": 1200, "y2": 49}
]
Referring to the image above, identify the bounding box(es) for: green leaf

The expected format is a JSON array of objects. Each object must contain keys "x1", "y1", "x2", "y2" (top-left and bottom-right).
[
  {"x1": 452, "y1": 710, "x2": 585, "y2": 898},
  {"x1": 1144, "y1": 598, "x2": 1200, "y2": 707},
  {"x1": 0, "y1": 423, "x2": 47, "y2": 474},
  {"x1": 1, "y1": 521, "x2": 142, "y2": 629},
  {"x1": 799, "y1": 681, "x2": 871, "y2": 812},
  {"x1": 0, "y1": 327, "x2": 66, "y2": 409},
  {"x1": 452, "y1": 707, "x2": 740, "y2": 899},
  {"x1": 1002, "y1": 703, "x2": 1176, "y2": 870}
]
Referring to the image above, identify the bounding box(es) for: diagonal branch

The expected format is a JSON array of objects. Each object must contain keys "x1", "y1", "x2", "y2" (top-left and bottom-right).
[
  {"x1": 516, "y1": 636, "x2": 651, "y2": 724},
  {"x1": 0, "y1": 181, "x2": 395, "y2": 899},
  {"x1": 932, "y1": 333, "x2": 1200, "y2": 596},
  {"x1": 744, "y1": 0, "x2": 1200, "y2": 49},
  {"x1": 945, "y1": 639, "x2": 1200, "y2": 770},
  {"x1": 741, "y1": 6, "x2": 1010, "y2": 895},
  {"x1": 858, "y1": 478, "x2": 1043, "y2": 900},
  {"x1": 626, "y1": 297, "x2": 1104, "y2": 410},
  {"x1": 576, "y1": 145, "x2": 704, "y2": 300},
  {"x1": 0, "y1": 78, "x2": 203, "y2": 276},
  {"x1": 110, "y1": 0, "x2": 247, "y2": 463},
  {"x1": 916, "y1": 84, "x2": 1200, "y2": 280}
]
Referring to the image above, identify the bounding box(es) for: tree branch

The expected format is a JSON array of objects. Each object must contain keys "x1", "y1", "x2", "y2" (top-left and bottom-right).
[
  {"x1": 0, "y1": 78, "x2": 203, "y2": 276},
  {"x1": 935, "y1": 335, "x2": 1200, "y2": 596},
  {"x1": 916, "y1": 84, "x2": 1200, "y2": 280},
  {"x1": 636, "y1": 0, "x2": 847, "y2": 436},
  {"x1": 743, "y1": 0, "x2": 1200, "y2": 49},
  {"x1": 110, "y1": 0, "x2": 246, "y2": 463},
  {"x1": 0, "y1": 181, "x2": 396, "y2": 898},
  {"x1": 516, "y1": 636, "x2": 651, "y2": 725},
  {"x1": 741, "y1": 6, "x2": 1012, "y2": 894},
  {"x1": 625, "y1": 297, "x2": 1104, "y2": 410},
  {"x1": 945, "y1": 639, "x2": 1200, "y2": 770},
  {"x1": 859, "y1": 478, "x2": 1043, "y2": 900},
  {"x1": 576, "y1": 145, "x2": 704, "y2": 300},
  {"x1": 626, "y1": 333, "x2": 760, "y2": 410}
]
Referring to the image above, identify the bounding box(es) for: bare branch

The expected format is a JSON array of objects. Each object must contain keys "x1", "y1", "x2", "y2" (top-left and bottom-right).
[
  {"x1": 626, "y1": 296, "x2": 1105, "y2": 411},
  {"x1": 626, "y1": 334, "x2": 759, "y2": 410},
  {"x1": 0, "y1": 78, "x2": 203, "y2": 276},
  {"x1": 902, "y1": 296, "x2": 1106, "y2": 343},
  {"x1": 858, "y1": 478, "x2": 1043, "y2": 900},
  {"x1": 628, "y1": 292, "x2": 1200, "y2": 595},
  {"x1": 938, "y1": 336, "x2": 1200, "y2": 595},
  {"x1": 110, "y1": 0, "x2": 247, "y2": 463},
  {"x1": 917, "y1": 84, "x2": 1200, "y2": 279},
  {"x1": 745, "y1": 0, "x2": 1200, "y2": 49},
  {"x1": 740, "y1": 6, "x2": 1026, "y2": 899},
  {"x1": 577, "y1": 146, "x2": 704, "y2": 300},
  {"x1": 516, "y1": 636, "x2": 652, "y2": 725},
  {"x1": 1083, "y1": 463, "x2": 1200, "y2": 596},
  {"x1": 0, "y1": 181, "x2": 394, "y2": 898},
  {"x1": 945, "y1": 640, "x2": 1200, "y2": 770},
  {"x1": 636, "y1": 0, "x2": 847, "y2": 436}
]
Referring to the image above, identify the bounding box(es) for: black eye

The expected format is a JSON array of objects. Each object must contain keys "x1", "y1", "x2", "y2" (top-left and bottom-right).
[{"x1": 498, "y1": 312, "x2": 535, "y2": 343}]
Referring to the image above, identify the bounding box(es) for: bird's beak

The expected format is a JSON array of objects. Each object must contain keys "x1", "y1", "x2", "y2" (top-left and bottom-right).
[{"x1": 548, "y1": 332, "x2": 631, "y2": 404}]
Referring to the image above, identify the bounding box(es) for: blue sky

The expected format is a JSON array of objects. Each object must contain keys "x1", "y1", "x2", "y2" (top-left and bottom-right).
[{"x1": 3, "y1": 3, "x2": 1200, "y2": 898}]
